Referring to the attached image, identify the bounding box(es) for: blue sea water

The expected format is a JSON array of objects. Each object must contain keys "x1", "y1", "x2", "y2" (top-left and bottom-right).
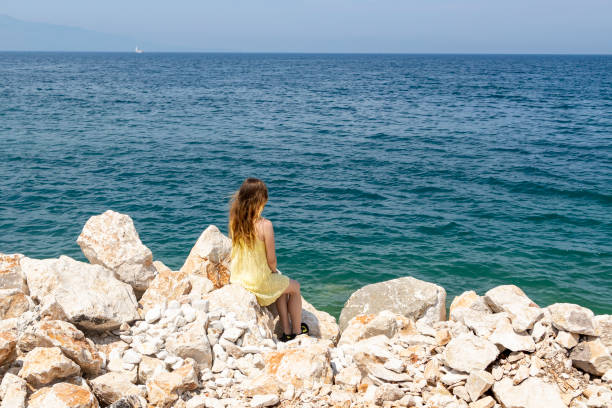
[{"x1": 1, "y1": 52, "x2": 611, "y2": 317}]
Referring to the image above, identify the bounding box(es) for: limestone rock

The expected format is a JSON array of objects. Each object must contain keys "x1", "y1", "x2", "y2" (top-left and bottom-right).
[
  {"x1": 180, "y1": 225, "x2": 231, "y2": 289},
  {"x1": 207, "y1": 284, "x2": 275, "y2": 344},
  {"x1": 492, "y1": 377, "x2": 565, "y2": 408},
  {"x1": 165, "y1": 320, "x2": 212, "y2": 368},
  {"x1": 138, "y1": 355, "x2": 167, "y2": 383},
  {"x1": 263, "y1": 341, "x2": 333, "y2": 389},
  {"x1": 0, "y1": 253, "x2": 28, "y2": 292},
  {"x1": 334, "y1": 365, "x2": 362, "y2": 390},
  {"x1": 466, "y1": 370, "x2": 494, "y2": 402},
  {"x1": 77, "y1": 209, "x2": 156, "y2": 291},
  {"x1": 0, "y1": 373, "x2": 27, "y2": 408},
  {"x1": 469, "y1": 396, "x2": 495, "y2": 408},
  {"x1": 338, "y1": 311, "x2": 398, "y2": 345},
  {"x1": 375, "y1": 383, "x2": 403, "y2": 404},
  {"x1": 449, "y1": 291, "x2": 492, "y2": 324},
  {"x1": 0, "y1": 289, "x2": 33, "y2": 319},
  {"x1": 301, "y1": 297, "x2": 340, "y2": 343},
  {"x1": 443, "y1": 333, "x2": 499, "y2": 373},
  {"x1": 484, "y1": 285, "x2": 543, "y2": 332},
  {"x1": 570, "y1": 339, "x2": 612, "y2": 376},
  {"x1": 593, "y1": 315, "x2": 612, "y2": 352},
  {"x1": 555, "y1": 330, "x2": 579, "y2": 349},
  {"x1": 19, "y1": 320, "x2": 102, "y2": 375},
  {"x1": 90, "y1": 372, "x2": 145, "y2": 405},
  {"x1": 250, "y1": 394, "x2": 280, "y2": 408},
  {"x1": 21, "y1": 255, "x2": 139, "y2": 331},
  {"x1": 28, "y1": 382, "x2": 99, "y2": 408},
  {"x1": 488, "y1": 316, "x2": 536, "y2": 352},
  {"x1": 139, "y1": 261, "x2": 191, "y2": 314},
  {"x1": 0, "y1": 330, "x2": 17, "y2": 366},
  {"x1": 18, "y1": 347, "x2": 81, "y2": 386},
  {"x1": 339, "y1": 276, "x2": 446, "y2": 331},
  {"x1": 187, "y1": 273, "x2": 215, "y2": 300},
  {"x1": 547, "y1": 303, "x2": 596, "y2": 336},
  {"x1": 146, "y1": 361, "x2": 199, "y2": 407}
]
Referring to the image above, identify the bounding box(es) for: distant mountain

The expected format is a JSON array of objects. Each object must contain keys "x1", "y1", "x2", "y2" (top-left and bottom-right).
[{"x1": 0, "y1": 14, "x2": 158, "y2": 52}]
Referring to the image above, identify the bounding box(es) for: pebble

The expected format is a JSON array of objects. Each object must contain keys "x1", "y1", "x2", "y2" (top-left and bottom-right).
[
  {"x1": 251, "y1": 394, "x2": 280, "y2": 407},
  {"x1": 222, "y1": 327, "x2": 244, "y2": 343},
  {"x1": 145, "y1": 306, "x2": 162, "y2": 323},
  {"x1": 123, "y1": 349, "x2": 142, "y2": 364}
]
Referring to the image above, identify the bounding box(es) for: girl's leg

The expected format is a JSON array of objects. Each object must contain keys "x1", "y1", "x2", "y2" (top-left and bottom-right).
[
  {"x1": 275, "y1": 294, "x2": 291, "y2": 334},
  {"x1": 281, "y1": 279, "x2": 302, "y2": 335}
]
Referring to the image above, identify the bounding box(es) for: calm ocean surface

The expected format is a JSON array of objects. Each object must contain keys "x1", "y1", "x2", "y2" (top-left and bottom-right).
[{"x1": 1, "y1": 53, "x2": 611, "y2": 317}]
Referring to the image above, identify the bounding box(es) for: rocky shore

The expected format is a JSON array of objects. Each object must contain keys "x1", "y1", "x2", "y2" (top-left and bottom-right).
[{"x1": 0, "y1": 210, "x2": 610, "y2": 408}]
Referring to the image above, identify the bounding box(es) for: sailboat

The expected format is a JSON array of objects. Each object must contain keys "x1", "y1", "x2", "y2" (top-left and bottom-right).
[{"x1": 134, "y1": 46, "x2": 144, "y2": 54}]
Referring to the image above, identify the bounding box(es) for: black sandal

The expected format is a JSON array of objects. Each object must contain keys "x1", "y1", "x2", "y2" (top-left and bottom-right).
[
  {"x1": 300, "y1": 322, "x2": 310, "y2": 335},
  {"x1": 280, "y1": 333, "x2": 296, "y2": 342}
]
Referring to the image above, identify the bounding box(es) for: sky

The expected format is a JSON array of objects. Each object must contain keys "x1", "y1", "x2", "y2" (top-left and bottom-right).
[{"x1": 2, "y1": 0, "x2": 612, "y2": 53}]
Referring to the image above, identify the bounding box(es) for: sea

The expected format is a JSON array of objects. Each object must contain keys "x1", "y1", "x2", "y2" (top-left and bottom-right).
[{"x1": 1, "y1": 52, "x2": 611, "y2": 317}]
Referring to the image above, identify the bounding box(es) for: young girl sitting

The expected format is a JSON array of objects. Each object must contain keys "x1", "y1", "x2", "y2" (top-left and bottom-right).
[{"x1": 228, "y1": 177, "x2": 308, "y2": 342}]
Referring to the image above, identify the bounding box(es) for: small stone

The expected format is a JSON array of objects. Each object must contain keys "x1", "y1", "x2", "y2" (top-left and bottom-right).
[
  {"x1": 18, "y1": 346, "x2": 81, "y2": 386},
  {"x1": 466, "y1": 370, "x2": 494, "y2": 402},
  {"x1": 435, "y1": 328, "x2": 451, "y2": 346},
  {"x1": 424, "y1": 359, "x2": 440, "y2": 385},
  {"x1": 250, "y1": 394, "x2": 280, "y2": 407},
  {"x1": 90, "y1": 371, "x2": 145, "y2": 405},
  {"x1": 384, "y1": 358, "x2": 405, "y2": 373},
  {"x1": 123, "y1": 349, "x2": 142, "y2": 364},
  {"x1": 222, "y1": 327, "x2": 244, "y2": 343},
  {"x1": 492, "y1": 366, "x2": 503, "y2": 381},
  {"x1": 444, "y1": 333, "x2": 499, "y2": 372},
  {"x1": 513, "y1": 365, "x2": 529, "y2": 385},
  {"x1": 492, "y1": 377, "x2": 565, "y2": 408},
  {"x1": 555, "y1": 331, "x2": 579, "y2": 349},
  {"x1": 453, "y1": 385, "x2": 470, "y2": 402},
  {"x1": 469, "y1": 396, "x2": 495, "y2": 408},
  {"x1": 375, "y1": 383, "x2": 403, "y2": 404},
  {"x1": 570, "y1": 339, "x2": 612, "y2": 376},
  {"x1": 145, "y1": 306, "x2": 162, "y2": 323},
  {"x1": 334, "y1": 365, "x2": 362, "y2": 390}
]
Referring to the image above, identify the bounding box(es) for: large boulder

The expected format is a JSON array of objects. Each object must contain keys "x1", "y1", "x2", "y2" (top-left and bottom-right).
[
  {"x1": 0, "y1": 253, "x2": 28, "y2": 293},
  {"x1": 21, "y1": 255, "x2": 139, "y2": 331},
  {"x1": 139, "y1": 261, "x2": 191, "y2": 314},
  {"x1": 443, "y1": 333, "x2": 499, "y2": 373},
  {"x1": 18, "y1": 347, "x2": 81, "y2": 386},
  {"x1": 492, "y1": 377, "x2": 565, "y2": 408},
  {"x1": 180, "y1": 225, "x2": 231, "y2": 289},
  {"x1": 484, "y1": 285, "x2": 543, "y2": 332},
  {"x1": 27, "y1": 382, "x2": 99, "y2": 408},
  {"x1": 18, "y1": 320, "x2": 103, "y2": 375},
  {"x1": 0, "y1": 331, "x2": 17, "y2": 366},
  {"x1": 570, "y1": 339, "x2": 612, "y2": 376},
  {"x1": 77, "y1": 210, "x2": 156, "y2": 291},
  {"x1": 339, "y1": 276, "x2": 446, "y2": 331},
  {"x1": 594, "y1": 315, "x2": 612, "y2": 352},
  {"x1": 338, "y1": 311, "x2": 398, "y2": 346},
  {"x1": 449, "y1": 290, "x2": 492, "y2": 324},
  {"x1": 546, "y1": 303, "x2": 596, "y2": 336}
]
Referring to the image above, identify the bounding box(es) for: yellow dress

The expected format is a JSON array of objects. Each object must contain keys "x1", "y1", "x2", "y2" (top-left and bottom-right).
[{"x1": 229, "y1": 238, "x2": 290, "y2": 306}]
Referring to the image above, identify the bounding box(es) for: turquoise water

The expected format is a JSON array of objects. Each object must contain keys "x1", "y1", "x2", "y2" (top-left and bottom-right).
[{"x1": 1, "y1": 53, "x2": 611, "y2": 317}]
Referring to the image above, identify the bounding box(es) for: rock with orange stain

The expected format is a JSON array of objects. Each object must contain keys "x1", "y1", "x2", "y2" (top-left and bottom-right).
[
  {"x1": 21, "y1": 255, "x2": 139, "y2": 331},
  {"x1": 263, "y1": 340, "x2": 333, "y2": 389},
  {"x1": 0, "y1": 373, "x2": 27, "y2": 408},
  {"x1": 18, "y1": 347, "x2": 80, "y2": 386},
  {"x1": 0, "y1": 288, "x2": 33, "y2": 320},
  {"x1": 0, "y1": 253, "x2": 28, "y2": 293},
  {"x1": 77, "y1": 210, "x2": 156, "y2": 291},
  {"x1": 338, "y1": 311, "x2": 398, "y2": 346},
  {"x1": 449, "y1": 290, "x2": 492, "y2": 324},
  {"x1": 180, "y1": 225, "x2": 231, "y2": 289},
  {"x1": 28, "y1": 382, "x2": 99, "y2": 408},
  {"x1": 89, "y1": 372, "x2": 145, "y2": 405},
  {"x1": 139, "y1": 261, "x2": 191, "y2": 314},
  {"x1": 0, "y1": 330, "x2": 17, "y2": 366},
  {"x1": 146, "y1": 359, "x2": 199, "y2": 407},
  {"x1": 18, "y1": 320, "x2": 102, "y2": 375},
  {"x1": 338, "y1": 276, "x2": 446, "y2": 332}
]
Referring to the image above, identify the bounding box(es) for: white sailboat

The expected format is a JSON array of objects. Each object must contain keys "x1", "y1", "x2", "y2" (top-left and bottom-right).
[{"x1": 134, "y1": 46, "x2": 144, "y2": 54}]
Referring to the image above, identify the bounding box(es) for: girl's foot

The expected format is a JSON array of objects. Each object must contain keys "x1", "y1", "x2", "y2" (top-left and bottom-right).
[
  {"x1": 280, "y1": 333, "x2": 296, "y2": 342},
  {"x1": 300, "y1": 322, "x2": 310, "y2": 335}
]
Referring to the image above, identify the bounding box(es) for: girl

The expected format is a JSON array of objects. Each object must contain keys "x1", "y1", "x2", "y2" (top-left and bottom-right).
[{"x1": 228, "y1": 177, "x2": 308, "y2": 341}]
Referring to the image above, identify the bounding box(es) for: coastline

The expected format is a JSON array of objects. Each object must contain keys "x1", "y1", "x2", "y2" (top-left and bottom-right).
[{"x1": 1, "y1": 210, "x2": 610, "y2": 407}]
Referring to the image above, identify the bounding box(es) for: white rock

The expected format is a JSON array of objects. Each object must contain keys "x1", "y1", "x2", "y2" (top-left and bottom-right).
[
  {"x1": 123, "y1": 349, "x2": 142, "y2": 364},
  {"x1": 444, "y1": 333, "x2": 500, "y2": 373},
  {"x1": 484, "y1": 285, "x2": 543, "y2": 332},
  {"x1": 547, "y1": 303, "x2": 596, "y2": 336},
  {"x1": 77, "y1": 210, "x2": 156, "y2": 291},
  {"x1": 492, "y1": 377, "x2": 565, "y2": 408},
  {"x1": 21, "y1": 255, "x2": 139, "y2": 330},
  {"x1": 488, "y1": 316, "x2": 536, "y2": 352},
  {"x1": 339, "y1": 276, "x2": 446, "y2": 331},
  {"x1": 145, "y1": 306, "x2": 162, "y2": 323},
  {"x1": 0, "y1": 253, "x2": 28, "y2": 293},
  {"x1": 222, "y1": 327, "x2": 245, "y2": 343},
  {"x1": 182, "y1": 304, "x2": 197, "y2": 323},
  {"x1": 166, "y1": 320, "x2": 212, "y2": 368},
  {"x1": 554, "y1": 330, "x2": 579, "y2": 349},
  {"x1": 384, "y1": 358, "x2": 405, "y2": 373},
  {"x1": 466, "y1": 370, "x2": 494, "y2": 402},
  {"x1": 90, "y1": 371, "x2": 146, "y2": 405},
  {"x1": 180, "y1": 225, "x2": 232, "y2": 289},
  {"x1": 250, "y1": 394, "x2": 280, "y2": 407},
  {"x1": 0, "y1": 373, "x2": 27, "y2": 408}
]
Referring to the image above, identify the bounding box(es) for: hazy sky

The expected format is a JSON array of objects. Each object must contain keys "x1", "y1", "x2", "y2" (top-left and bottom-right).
[{"x1": 2, "y1": 0, "x2": 612, "y2": 53}]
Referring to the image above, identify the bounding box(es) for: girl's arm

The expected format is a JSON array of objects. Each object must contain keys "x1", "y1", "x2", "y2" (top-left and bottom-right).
[{"x1": 261, "y1": 219, "x2": 278, "y2": 272}]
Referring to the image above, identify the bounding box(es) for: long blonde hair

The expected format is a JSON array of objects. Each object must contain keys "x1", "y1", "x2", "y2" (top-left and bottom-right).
[{"x1": 229, "y1": 178, "x2": 268, "y2": 249}]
